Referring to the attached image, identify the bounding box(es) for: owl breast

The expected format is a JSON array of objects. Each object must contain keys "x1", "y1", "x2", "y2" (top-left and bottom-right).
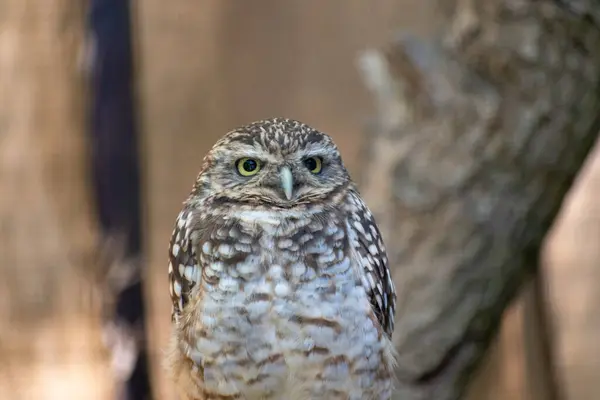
[{"x1": 182, "y1": 208, "x2": 393, "y2": 400}]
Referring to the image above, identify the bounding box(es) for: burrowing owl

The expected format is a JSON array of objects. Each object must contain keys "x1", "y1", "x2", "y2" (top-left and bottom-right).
[{"x1": 167, "y1": 118, "x2": 396, "y2": 400}]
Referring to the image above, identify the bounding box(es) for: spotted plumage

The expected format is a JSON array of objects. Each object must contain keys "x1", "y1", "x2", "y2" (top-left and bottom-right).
[{"x1": 167, "y1": 118, "x2": 396, "y2": 400}]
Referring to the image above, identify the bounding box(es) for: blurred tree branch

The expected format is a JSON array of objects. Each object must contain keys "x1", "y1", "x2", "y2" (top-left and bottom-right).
[
  {"x1": 0, "y1": 0, "x2": 111, "y2": 398},
  {"x1": 357, "y1": 1, "x2": 600, "y2": 399}
]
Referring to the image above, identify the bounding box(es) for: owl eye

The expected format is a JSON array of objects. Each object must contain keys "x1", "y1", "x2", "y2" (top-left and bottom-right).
[
  {"x1": 236, "y1": 158, "x2": 261, "y2": 176},
  {"x1": 303, "y1": 157, "x2": 322, "y2": 174}
]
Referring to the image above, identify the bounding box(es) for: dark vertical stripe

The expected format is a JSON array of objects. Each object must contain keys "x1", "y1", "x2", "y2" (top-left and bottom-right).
[{"x1": 88, "y1": 0, "x2": 151, "y2": 399}]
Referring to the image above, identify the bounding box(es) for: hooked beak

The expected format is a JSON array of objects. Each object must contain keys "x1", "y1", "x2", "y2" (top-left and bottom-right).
[{"x1": 280, "y1": 166, "x2": 293, "y2": 201}]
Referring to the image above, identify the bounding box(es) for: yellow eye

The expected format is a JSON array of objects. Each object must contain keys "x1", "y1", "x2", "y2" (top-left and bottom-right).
[
  {"x1": 303, "y1": 157, "x2": 322, "y2": 174},
  {"x1": 236, "y1": 158, "x2": 261, "y2": 176}
]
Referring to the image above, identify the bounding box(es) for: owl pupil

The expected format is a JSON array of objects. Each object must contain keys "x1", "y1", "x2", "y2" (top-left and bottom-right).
[
  {"x1": 304, "y1": 158, "x2": 317, "y2": 170},
  {"x1": 243, "y1": 159, "x2": 257, "y2": 171}
]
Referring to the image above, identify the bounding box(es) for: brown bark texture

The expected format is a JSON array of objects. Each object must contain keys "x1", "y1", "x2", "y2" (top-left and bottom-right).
[
  {"x1": 357, "y1": 1, "x2": 600, "y2": 399},
  {"x1": 0, "y1": 1, "x2": 112, "y2": 398}
]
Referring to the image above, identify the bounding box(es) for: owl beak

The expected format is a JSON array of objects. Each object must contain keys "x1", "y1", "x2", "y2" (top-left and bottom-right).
[{"x1": 280, "y1": 166, "x2": 293, "y2": 200}]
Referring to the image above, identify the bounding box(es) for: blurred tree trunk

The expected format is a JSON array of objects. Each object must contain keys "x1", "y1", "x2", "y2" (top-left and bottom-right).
[
  {"x1": 357, "y1": 1, "x2": 600, "y2": 399},
  {"x1": 544, "y1": 140, "x2": 600, "y2": 399},
  {"x1": 0, "y1": 1, "x2": 112, "y2": 398}
]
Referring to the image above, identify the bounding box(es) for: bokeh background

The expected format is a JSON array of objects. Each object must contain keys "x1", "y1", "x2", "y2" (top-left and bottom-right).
[{"x1": 1, "y1": 1, "x2": 599, "y2": 399}]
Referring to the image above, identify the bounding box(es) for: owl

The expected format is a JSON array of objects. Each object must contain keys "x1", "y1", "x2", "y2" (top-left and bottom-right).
[{"x1": 167, "y1": 118, "x2": 396, "y2": 400}]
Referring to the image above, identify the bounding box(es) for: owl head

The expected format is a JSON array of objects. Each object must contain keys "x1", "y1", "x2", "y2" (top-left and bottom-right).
[{"x1": 192, "y1": 118, "x2": 351, "y2": 208}]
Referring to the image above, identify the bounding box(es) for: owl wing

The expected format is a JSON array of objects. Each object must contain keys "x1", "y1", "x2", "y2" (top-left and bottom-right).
[
  {"x1": 168, "y1": 206, "x2": 202, "y2": 322},
  {"x1": 345, "y1": 189, "x2": 396, "y2": 338}
]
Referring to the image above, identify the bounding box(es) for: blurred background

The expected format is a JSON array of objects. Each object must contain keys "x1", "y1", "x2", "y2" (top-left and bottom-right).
[{"x1": 1, "y1": 1, "x2": 599, "y2": 399}]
